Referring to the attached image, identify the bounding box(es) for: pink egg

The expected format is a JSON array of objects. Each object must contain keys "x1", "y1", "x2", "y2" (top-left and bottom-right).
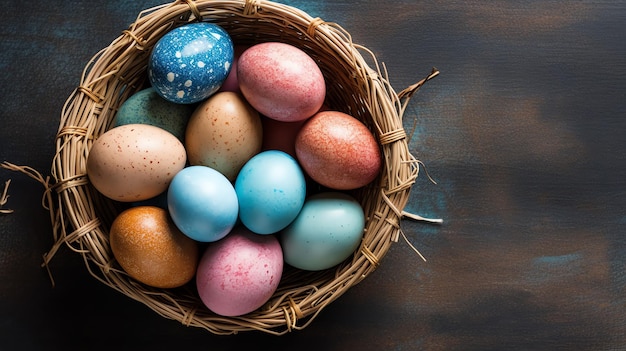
[
  {"x1": 295, "y1": 111, "x2": 382, "y2": 190},
  {"x1": 196, "y1": 227, "x2": 283, "y2": 316},
  {"x1": 237, "y1": 42, "x2": 325, "y2": 122}
]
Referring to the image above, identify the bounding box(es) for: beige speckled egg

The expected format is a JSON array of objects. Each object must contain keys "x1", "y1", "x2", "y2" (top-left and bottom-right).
[
  {"x1": 86, "y1": 124, "x2": 187, "y2": 202},
  {"x1": 109, "y1": 206, "x2": 199, "y2": 288},
  {"x1": 185, "y1": 91, "x2": 263, "y2": 181}
]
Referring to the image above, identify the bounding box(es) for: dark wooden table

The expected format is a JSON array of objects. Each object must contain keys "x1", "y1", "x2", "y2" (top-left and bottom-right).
[{"x1": 2, "y1": 1, "x2": 625, "y2": 350}]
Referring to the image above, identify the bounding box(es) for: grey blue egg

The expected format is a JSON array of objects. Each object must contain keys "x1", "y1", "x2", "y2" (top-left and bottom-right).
[
  {"x1": 114, "y1": 87, "x2": 194, "y2": 141},
  {"x1": 280, "y1": 192, "x2": 365, "y2": 271},
  {"x1": 148, "y1": 22, "x2": 234, "y2": 104}
]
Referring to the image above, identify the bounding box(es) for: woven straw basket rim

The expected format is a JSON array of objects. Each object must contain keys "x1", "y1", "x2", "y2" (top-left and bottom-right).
[{"x1": 7, "y1": 0, "x2": 438, "y2": 335}]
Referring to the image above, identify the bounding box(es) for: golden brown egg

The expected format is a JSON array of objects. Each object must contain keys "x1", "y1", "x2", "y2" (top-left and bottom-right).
[{"x1": 109, "y1": 206, "x2": 199, "y2": 288}]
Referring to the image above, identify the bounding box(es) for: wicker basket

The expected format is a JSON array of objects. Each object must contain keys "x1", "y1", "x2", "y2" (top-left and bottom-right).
[{"x1": 29, "y1": 0, "x2": 438, "y2": 335}]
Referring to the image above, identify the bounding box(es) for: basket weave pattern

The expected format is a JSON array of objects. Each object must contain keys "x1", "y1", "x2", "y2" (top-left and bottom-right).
[{"x1": 40, "y1": 0, "x2": 434, "y2": 335}]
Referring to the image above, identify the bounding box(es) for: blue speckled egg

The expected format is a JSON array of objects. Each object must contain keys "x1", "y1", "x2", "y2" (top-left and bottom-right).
[
  {"x1": 114, "y1": 87, "x2": 194, "y2": 141},
  {"x1": 148, "y1": 22, "x2": 234, "y2": 104}
]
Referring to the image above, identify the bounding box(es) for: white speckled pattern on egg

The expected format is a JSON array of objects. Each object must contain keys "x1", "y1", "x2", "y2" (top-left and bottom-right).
[{"x1": 148, "y1": 23, "x2": 234, "y2": 104}]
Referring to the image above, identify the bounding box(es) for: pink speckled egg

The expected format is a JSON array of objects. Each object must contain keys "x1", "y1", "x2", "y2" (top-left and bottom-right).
[
  {"x1": 237, "y1": 42, "x2": 325, "y2": 122},
  {"x1": 196, "y1": 227, "x2": 283, "y2": 316},
  {"x1": 86, "y1": 124, "x2": 187, "y2": 202},
  {"x1": 295, "y1": 111, "x2": 382, "y2": 190}
]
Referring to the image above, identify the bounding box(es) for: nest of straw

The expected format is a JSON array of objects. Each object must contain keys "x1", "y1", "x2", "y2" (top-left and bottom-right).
[{"x1": 25, "y1": 0, "x2": 438, "y2": 335}]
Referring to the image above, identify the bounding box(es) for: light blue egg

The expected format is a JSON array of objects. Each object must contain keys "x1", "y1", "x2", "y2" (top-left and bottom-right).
[
  {"x1": 148, "y1": 22, "x2": 234, "y2": 104},
  {"x1": 280, "y1": 192, "x2": 365, "y2": 271},
  {"x1": 168, "y1": 166, "x2": 239, "y2": 242},
  {"x1": 114, "y1": 87, "x2": 194, "y2": 141},
  {"x1": 235, "y1": 150, "x2": 306, "y2": 235}
]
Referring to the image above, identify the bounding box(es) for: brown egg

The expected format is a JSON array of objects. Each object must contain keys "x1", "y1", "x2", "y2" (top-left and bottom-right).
[
  {"x1": 109, "y1": 206, "x2": 199, "y2": 288},
  {"x1": 185, "y1": 91, "x2": 263, "y2": 181},
  {"x1": 295, "y1": 111, "x2": 382, "y2": 190}
]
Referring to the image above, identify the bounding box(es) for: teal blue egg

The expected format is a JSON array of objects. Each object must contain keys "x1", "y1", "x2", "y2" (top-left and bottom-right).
[
  {"x1": 280, "y1": 192, "x2": 365, "y2": 271},
  {"x1": 114, "y1": 87, "x2": 194, "y2": 141},
  {"x1": 235, "y1": 150, "x2": 306, "y2": 235}
]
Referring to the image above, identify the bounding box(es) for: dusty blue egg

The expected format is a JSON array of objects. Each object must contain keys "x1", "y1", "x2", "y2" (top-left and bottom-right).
[
  {"x1": 168, "y1": 166, "x2": 239, "y2": 242},
  {"x1": 235, "y1": 150, "x2": 306, "y2": 235},
  {"x1": 280, "y1": 192, "x2": 365, "y2": 271},
  {"x1": 148, "y1": 22, "x2": 234, "y2": 104},
  {"x1": 114, "y1": 88, "x2": 194, "y2": 141}
]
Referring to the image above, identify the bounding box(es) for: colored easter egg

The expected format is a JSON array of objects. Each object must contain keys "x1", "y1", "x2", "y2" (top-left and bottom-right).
[
  {"x1": 237, "y1": 42, "x2": 325, "y2": 122},
  {"x1": 109, "y1": 206, "x2": 199, "y2": 288},
  {"x1": 185, "y1": 91, "x2": 263, "y2": 181},
  {"x1": 86, "y1": 124, "x2": 187, "y2": 202},
  {"x1": 196, "y1": 227, "x2": 283, "y2": 316},
  {"x1": 148, "y1": 22, "x2": 234, "y2": 104},
  {"x1": 114, "y1": 87, "x2": 194, "y2": 141},
  {"x1": 280, "y1": 192, "x2": 365, "y2": 271},
  {"x1": 235, "y1": 150, "x2": 306, "y2": 234},
  {"x1": 167, "y1": 166, "x2": 239, "y2": 242},
  {"x1": 295, "y1": 110, "x2": 382, "y2": 190}
]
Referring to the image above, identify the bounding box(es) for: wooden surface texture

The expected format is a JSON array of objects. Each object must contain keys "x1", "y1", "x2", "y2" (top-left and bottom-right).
[{"x1": 1, "y1": 1, "x2": 625, "y2": 350}]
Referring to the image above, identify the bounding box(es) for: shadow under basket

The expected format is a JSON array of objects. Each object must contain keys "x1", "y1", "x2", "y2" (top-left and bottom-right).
[{"x1": 37, "y1": 0, "x2": 439, "y2": 335}]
